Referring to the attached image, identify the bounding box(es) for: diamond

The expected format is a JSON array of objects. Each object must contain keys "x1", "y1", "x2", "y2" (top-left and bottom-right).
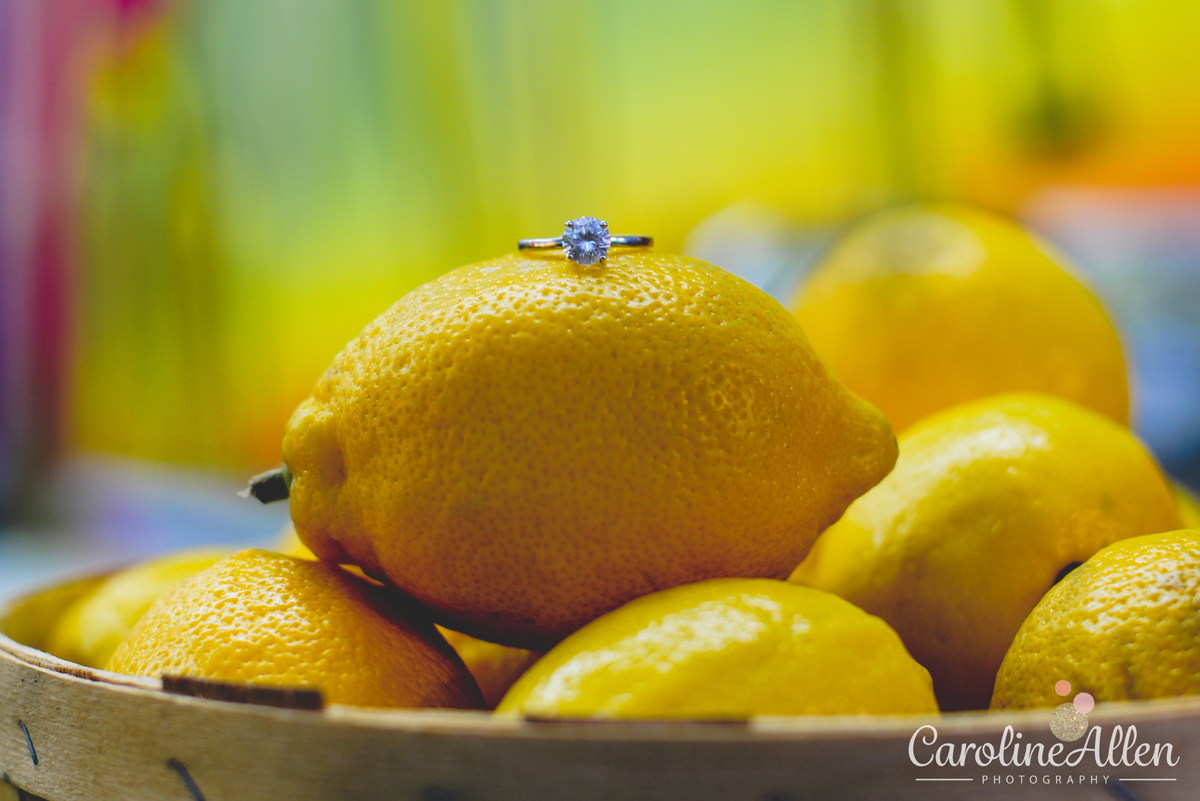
[{"x1": 562, "y1": 217, "x2": 611, "y2": 266}]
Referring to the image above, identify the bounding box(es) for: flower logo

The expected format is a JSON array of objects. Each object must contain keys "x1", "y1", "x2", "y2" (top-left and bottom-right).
[{"x1": 1048, "y1": 680, "x2": 1095, "y2": 742}]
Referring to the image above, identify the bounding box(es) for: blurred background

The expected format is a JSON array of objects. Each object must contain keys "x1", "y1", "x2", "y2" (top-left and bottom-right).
[{"x1": 2, "y1": 0, "x2": 1199, "y2": 594}]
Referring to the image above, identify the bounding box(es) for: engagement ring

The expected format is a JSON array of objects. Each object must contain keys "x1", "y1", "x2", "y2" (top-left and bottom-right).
[{"x1": 519, "y1": 217, "x2": 652, "y2": 266}]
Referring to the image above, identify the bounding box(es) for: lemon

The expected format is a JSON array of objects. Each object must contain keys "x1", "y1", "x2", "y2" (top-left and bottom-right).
[
  {"x1": 283, "y1": 250, "x2": 897, "y2": 649},
  {"x1": 792, "y1": 204, "x2": 1128, "y2": 433},
  {"x1": 275, "y1": 521, "x2": 539, "y2": 706},
  {"x1": 108, "y1": 550, "x2": 484, "y2": 709},
  {"x1": 274, "y1": 521, "x2": 316, "y2": 559},
  {"x1": 992, "y1": 530, "x2": 1200, "y2": 709},
  {"x1": 438, "y1": 628, "x2": 541, "y2": 709},
  {"x1": 274, "y1": 520, "x2": 377, "y2": 581},
  {"x1": 791, "y1": 393, "x2": 1181, "y2": 711},
  {"x1": 47, "y1": 547, "x2": 230, "y2": 669},
  {"x1": 1172, "y1": 480, "x2": 1200, "y2": 529},
  {"x1": 496, "y1": 578, "x2": 937, "y2": 718}
]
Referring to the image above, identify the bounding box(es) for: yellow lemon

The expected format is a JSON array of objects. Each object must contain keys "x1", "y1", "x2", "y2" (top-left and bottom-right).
[
  {"x1": 1172, "y1": 480, "x2": 1200, "y2": 529},
  {"x1": 283, "y1": 250, "x2": 897, "y2": 649},
  {"x1": 276, "y1": 521, "x2": 539, "y2": 707},
  {"x1": 274, "y1": 521, "x2": 376, "y2": 582},
  {"x1": 275, "y1": 521, "x2": 316, "y2": 559},
  {"x1": 438, "y1": 628, "x2": 541, "y2": 709},
  {"x1": 992, "y1": 530, "x2": 1200, "y2": 709},
  {"x1": 791, "y1": 393, "x2": 1181, "y2": 711},
  {"x1": 496, "y1": 578, "x2": 937, "y2": 718},
  {"x1": 108, "y1": 550, "x2": 484, "y2": 709},
  {"x1": 47, "y1": 547, "x2": 230, "y2": 669},
  {"x1": 792, "y1": 204, "x2": 1129, "y2": 433}
]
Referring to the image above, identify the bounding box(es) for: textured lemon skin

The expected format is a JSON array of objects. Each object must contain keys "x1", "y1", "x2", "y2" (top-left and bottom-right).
[
  {"x1": 47, "y1": 548, "x2": 230, "y2": 669},
  {"x1": 992, "y1": 531, "x2": 1200, "y2": 710},
  {"x1": 791, "y1": 393, "x2": 1182, "y2": 711},
  {"x1": 107, "y1": 550, "x2": 484, "y2": 710},
  {"x1": 283, "y1": 250, "x2": 897, "y2": 649},
  {"x1": 793, "y1": 205, "x2": 1129, "y2": 433},
  {"x1": 276, "y1": 522, "x2": 538, "y2": 707},
  {"x1": 1173, "y1": 481, "x2": 1200, "y2": 529},
  {"x1": 496, "y1": 578, "x2": 937, "y2": 718}
]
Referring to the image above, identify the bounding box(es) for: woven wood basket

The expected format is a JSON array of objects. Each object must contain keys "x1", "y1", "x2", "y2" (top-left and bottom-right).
[{"x1": 1, "y1": 572, "x2": 1196, "y2": 801}]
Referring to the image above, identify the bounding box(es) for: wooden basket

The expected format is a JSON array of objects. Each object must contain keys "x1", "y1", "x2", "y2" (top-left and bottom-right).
[{"x1": 2, "y1": 574, "x2": 1197, "y2": 801}]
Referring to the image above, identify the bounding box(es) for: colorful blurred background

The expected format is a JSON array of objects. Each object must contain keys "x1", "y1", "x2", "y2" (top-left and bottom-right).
[{"x1": 2, "y1": 0, "x2": 1199, "y2": 592}]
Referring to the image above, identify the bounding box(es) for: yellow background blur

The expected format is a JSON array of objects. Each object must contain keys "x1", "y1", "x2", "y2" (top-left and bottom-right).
[{"x1": 71, "y1": 0, "x2": 1200, "y2": 471}]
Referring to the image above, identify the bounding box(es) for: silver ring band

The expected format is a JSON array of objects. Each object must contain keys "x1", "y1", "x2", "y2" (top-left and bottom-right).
[
  {"x1": 520, "y1": 216, "x2": 652, "y2": 266},
  {"x1": 518, "y1": 234, "x2": 653, "y2": 250}
]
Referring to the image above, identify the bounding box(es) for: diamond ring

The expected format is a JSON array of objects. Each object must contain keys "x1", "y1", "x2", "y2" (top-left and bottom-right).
[{"x1": 518, "y1": 217, "x2": 653, "y2": 266}]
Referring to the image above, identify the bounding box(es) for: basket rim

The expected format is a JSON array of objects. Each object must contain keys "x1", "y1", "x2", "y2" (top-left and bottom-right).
[{"x1": 5, "y1": 577, "x2": 1200, "y2": 743}]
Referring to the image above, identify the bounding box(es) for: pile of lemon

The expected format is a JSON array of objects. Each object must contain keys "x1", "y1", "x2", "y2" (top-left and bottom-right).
[{"x1": 50, "y1": 205, "x2": 1200, "y2": 717}]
